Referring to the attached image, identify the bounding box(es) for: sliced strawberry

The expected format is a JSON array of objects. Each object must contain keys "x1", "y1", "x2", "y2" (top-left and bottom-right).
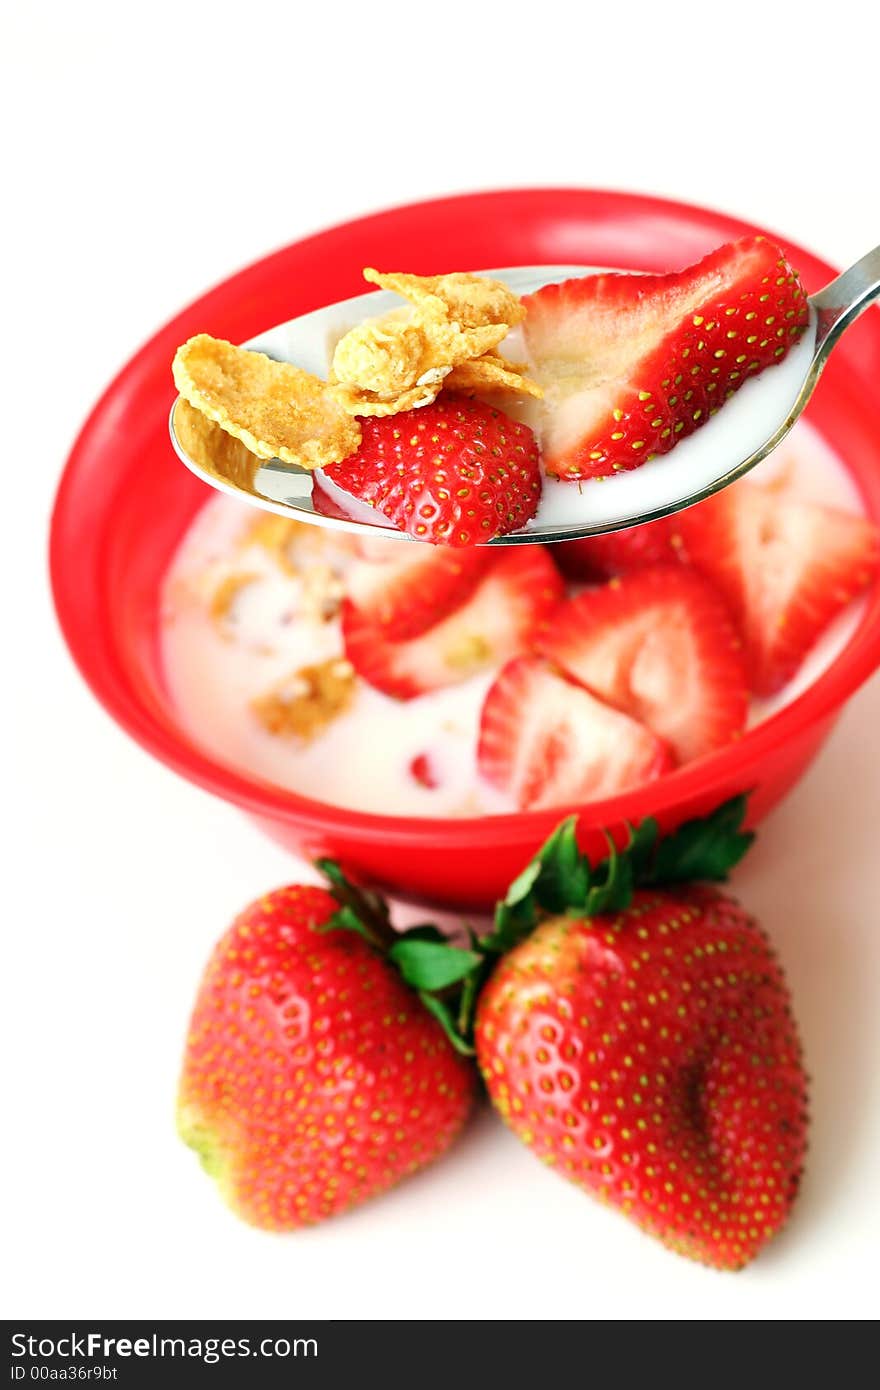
[
  {"x1": 523, "y1": 236, "x2": 810, "y2": 480},
  {"x1": 409, "y1": 753, "x2": 440, "y2": 789},
  {"x1": 478, "y1": 655, "x2": 673, "y2": 810},
  {"x1": 323, "y1": 394, "x2": 542, "y2": 545},
  {"x1": 554, "y1": 516, "x2": 683, "y2": 580},
  {"x1": 676, "y1": 481, "x2": 880, "y2": 695},
  {"x1": 342, "y1": 547, "x2": 564, "y2": 699},
  {"x1": 345, "y1": 546, "x2": 492, "y2": 640},
  {"x1": 536, "y1": 566, "x2": 748, "y2": 763}
]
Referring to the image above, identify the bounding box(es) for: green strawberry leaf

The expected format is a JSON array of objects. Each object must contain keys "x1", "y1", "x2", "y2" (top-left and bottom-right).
[
  {"x1": 393, "y1": 923, "x2": 450, "y2": 945},
  {"x1": 389, "y1": 938, "x2": 483, "y2": 992},
  {"x1": 530, "y1": 816, "x2": 592, "y2": 912},
  {"x1": 455, "y1": 965, "x2": 487, "y2": 1044},
  {"x1": 504, "y1": 856, "x2": 543, "y2": 908},
  {"x1": 644, "y1": 795, "x2": 754, "y2": 884},
  {"x1": 318, "y1": 904, "x2": 381, "y2": 945},
  {"x1": 627, "y1": 815, "x2": 660, "y2": 877},
  {"x1": 584, "y1": 831, "x2": 632, "y2": 916},
  {"x1": 482, "y1": 816, "x2": 593, "y2": 953},
  {"x1": 482, "y1": 875, "x2": 538, "y2": 955},
  {"x1": 417, "y1": 992, "x2": 477, "y2": 1056},
  {"x1": 316, "y1": 858, "x2": 398, "y2": 950},
  {"x1": 484, "y1": 796, "x2": 752, "y2": 944}
]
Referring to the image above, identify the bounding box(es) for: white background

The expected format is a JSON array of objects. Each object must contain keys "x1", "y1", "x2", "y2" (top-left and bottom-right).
[{"x1": 4, "y1": 0, "x2": 880, "y2": 1321}]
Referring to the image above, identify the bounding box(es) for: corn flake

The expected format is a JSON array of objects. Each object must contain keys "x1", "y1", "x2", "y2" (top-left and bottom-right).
[
  {"x1": 363, "y1": 268, "x2": 525, "y2": 328},
  {"x1": 173, "y1": 398, "x2": 261, "y2": 491},
  {"x1": 210, "y1": 571, "x2": 259, "y2": 633},
  {"x1": 173, "y1": 335, "x2": 361, "y2": 469},
  {"x1": 330, "y1": 316, "x2": 507, "y2": 417},
  {"x1": 444, "y1": 353, "x2": 543, "y2": 399},
  {"x1": 251, "y1": 659, "x2": 357, "y2": 740},
  {"x1": 243, "y1": 514, "x2": 303, "y2": 572}
]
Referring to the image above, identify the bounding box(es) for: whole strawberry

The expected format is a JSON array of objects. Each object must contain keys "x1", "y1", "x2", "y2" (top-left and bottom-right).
[
  {"x1": 472, "y1": 802, "x2": 808, "y2": 1268},
  {"x1": 322, "y1": 393, "x2": 542, "y2": 545},
  {"x1": 178, "y1": 880, "x2": 476, "y2": 1230}
]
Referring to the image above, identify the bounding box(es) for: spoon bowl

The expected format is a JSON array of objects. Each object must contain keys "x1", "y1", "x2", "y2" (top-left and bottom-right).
[{"x1": 169, "y1": 250, "x2": 880, "y2": 545}]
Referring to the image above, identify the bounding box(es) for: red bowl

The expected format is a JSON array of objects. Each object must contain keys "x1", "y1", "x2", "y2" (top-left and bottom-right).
[{"x1": 50, "y1": 189, "x2": 880, "y2": 908}]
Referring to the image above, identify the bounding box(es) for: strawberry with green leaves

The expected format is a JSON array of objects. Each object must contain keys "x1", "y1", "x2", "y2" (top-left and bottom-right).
[
  {"x1": 178, "y1": 878, "x2": 477, "y2": 1231},
  {"x1": 471, "y1": 802, "x2": 808, "y2": 1269}
]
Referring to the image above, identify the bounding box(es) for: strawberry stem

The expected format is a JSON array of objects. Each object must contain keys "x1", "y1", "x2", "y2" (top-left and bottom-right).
[{"x1": 315, "y1": 858, "x2": 400, "y2": 952}]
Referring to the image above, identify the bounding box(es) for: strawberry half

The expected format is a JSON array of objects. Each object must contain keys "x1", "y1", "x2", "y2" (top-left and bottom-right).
[
  {"x1": 523, "y1": 236, "x2": 810, "y2": 480},
  {"x1": 554, "y1": 516, "x2": 683, "y2": 580},
  {"x1": 342, "y1": 546, "x2": 564, "y2": 699},
  {"x1": 536, "y1": 566, "x2": 749, "y2": 763},
  {"x1": 477, "y1": 655, "x2": 673, "y2": 810},
  {"x1": 345, "y1": 545, "x2": 493, "y2": 640},
  {"x1": 676, "y1": 480, "x2": 880, "y2": 695},
  {"x1": 323, "y1": 393, "x2": 542, "y2": 545}
]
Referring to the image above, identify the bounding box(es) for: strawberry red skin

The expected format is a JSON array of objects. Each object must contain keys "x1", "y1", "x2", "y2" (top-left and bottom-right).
[
  {"x1": 475, "y1": 887, "x2": 808, "y2": 1269},
  {"x1": 342, "y1": 546, "x2": 564, "y2": 699},
  {"x1": 524, "y1": 237, "x2": 810, "y2": 480},
  {"x1": 345, "y1": 546, "x2": 493, "y2": 641},
  {"x1": 676, "y1": 482, "x2": 880, "y2": 694},
  {"x1": 554, "y1": 517, "x2": 683, "y2": 580},
  {"x1": 409, "y1": 752, "x2": 440, "y2": 788},
  {"x1": 178, "y1": 885, "x2": 475, "y2": 1231},
  {"x1": 323, "y1": 393, "x2": 542, "y2": 545},
  {"x1": 536, "y1": 566, "x2": 749, "y2": 763}
]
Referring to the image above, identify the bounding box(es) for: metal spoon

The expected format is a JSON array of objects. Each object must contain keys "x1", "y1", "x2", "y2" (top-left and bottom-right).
[{"x1": 169, "y1": 250, "x2": 880, "y2": 545}]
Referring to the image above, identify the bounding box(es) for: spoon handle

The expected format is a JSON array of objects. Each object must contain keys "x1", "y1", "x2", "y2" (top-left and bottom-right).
[{"x1": 811, "y1": 243, "x2": 880, "y2": 360}]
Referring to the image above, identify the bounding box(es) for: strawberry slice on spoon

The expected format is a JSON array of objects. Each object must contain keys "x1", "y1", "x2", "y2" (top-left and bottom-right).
[
  {"x1": 523, "y1": 236, "x2": 810, "y2": 481},
  {"x1": 323, "y1": 394, "x2": 542, "y2": 546}
]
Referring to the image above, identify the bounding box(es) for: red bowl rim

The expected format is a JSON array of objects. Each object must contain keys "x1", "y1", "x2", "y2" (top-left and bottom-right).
[{"x1": 50, "y1": 186, "x2": 880, "y2": 849}]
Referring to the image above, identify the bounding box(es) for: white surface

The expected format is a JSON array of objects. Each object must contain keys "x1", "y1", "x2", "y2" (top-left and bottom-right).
[{"x1": 4, "y1": 0, "x2": 880, "y2": 1322}]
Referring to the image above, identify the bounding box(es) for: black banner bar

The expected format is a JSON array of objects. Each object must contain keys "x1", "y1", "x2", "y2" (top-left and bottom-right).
[{"x1": 5, "y1": 1322, "x2": 548, "y2": 1387}]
